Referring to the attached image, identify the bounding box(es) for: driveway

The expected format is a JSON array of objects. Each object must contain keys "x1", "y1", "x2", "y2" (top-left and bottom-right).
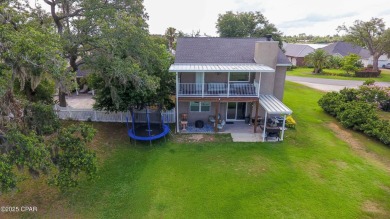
[{"x1": 286, "y1": 76, "x2": 390, "y2": 92}]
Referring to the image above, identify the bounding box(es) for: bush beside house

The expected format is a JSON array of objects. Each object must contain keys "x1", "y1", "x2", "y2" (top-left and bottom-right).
[{"x1": 318, "y1": 82, "x2": 390, "y2": 145}]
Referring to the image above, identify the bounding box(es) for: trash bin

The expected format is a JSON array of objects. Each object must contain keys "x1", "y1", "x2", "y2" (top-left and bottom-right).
[{"x1": 195, "y1": 120, "x2": 204, "y2": 128}]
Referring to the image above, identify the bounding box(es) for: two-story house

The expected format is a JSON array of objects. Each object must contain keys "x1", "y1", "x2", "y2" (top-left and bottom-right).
[{"x1": 169, "y1": 37, "x2": 293, "y2": 141}]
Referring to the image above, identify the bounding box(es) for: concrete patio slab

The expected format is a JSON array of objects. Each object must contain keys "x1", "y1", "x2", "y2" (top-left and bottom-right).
[{"x1": 231, "y1": 133, "x2": 263, "y2": 142}]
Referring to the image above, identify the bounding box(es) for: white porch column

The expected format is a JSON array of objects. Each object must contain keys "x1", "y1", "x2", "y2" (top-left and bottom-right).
[
  {"x1": 202, "y1": 72, "x2": 205, "y2": 97},
  {"x1": 281, "y1": 115, "x2": 286, "y2": 141},
  {"x1": 176, "y1": 72, "x2": 180, "y2": 133},
  {"x1": 227, "y1": 72, "x2": 230, "y2": 97},
  {"x1": 262, "y1": 111, "x2": 267, "y2": 142},
  {"x1": 258, "y1": 72, "x2": 262, "y2": 97}
]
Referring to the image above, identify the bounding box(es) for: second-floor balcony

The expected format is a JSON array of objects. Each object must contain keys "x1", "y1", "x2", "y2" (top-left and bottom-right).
[{"x1": 178, "y1": 83, "x2": 259, "y2": 97}]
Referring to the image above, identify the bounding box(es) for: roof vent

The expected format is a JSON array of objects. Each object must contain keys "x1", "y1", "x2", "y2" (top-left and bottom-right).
[{"x1": 266, "y1": 34, "x2": 272, "y2": 41}]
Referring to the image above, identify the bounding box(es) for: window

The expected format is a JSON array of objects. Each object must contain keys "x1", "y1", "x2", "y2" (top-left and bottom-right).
[
  {"x1": 229, "y1": 72, "x2": 250, "y2": 82},
  {"x1": 190, "y1": 102, "x2": 210, "y2": 112}
]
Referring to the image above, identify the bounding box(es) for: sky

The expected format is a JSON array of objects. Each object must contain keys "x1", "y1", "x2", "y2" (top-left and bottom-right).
[{"x1": 143, "y1": 0, "x2": 390, "y2": 36}]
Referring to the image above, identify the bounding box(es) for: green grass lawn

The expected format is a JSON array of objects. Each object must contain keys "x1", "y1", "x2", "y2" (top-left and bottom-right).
[
  {"x1": 378, "y1": 110, "x2": 390, "y2": 121},
  {"x1": 2, "y1": 82, "x2": 390, "y2": 218},
  {"x1": 288, "y1": 67, "x2": 390, "y2": 82}
]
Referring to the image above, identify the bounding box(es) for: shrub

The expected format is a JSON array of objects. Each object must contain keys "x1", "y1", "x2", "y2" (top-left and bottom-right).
[
  {"x1": 362, "y1": 119, "x2": 390, "y2": 145},
  {"x1": 287, "y1": 65, "x2": 297, "y2": 71},
  {"x1": 363, "y1": 79, "x2": 376, "y2": 85},
  {"x1": 355, "y1": 68, "x2": 381, "y2": 77},
  {"x1": 341, "y1": 53, "x2": 361, "y2": 75},
  {"x1": 286, "y1": 115, "x2": 296, "y2": 128},
  {"x1": 318, "y1": 92, "x2": 345, "y2": 116},
  {"x1": 358, "y1": 84, "x2": 390, "y2": 107},
  {"x1": 326, "y1": 56, "x2": 343, "y2": 69},
  {"x1": 49, "y1": 124, "x2": 97, "y2": 190},
  {"x1": 361, "y1": 119, "x2": 378, "y2": 137},
  {"x1": 319, "y1": 86, "x2": 390, "y2": 146},
  {"x1": 339, "y1": 88, "x2": 359, "y2": 102},
  {"x1": 336, "y1": 102, "x2": 378, "y2": 131},
  {"x1": 24, "y1": 103, "x2": 60, "y2": 135},
  {"x1": 374, "y1": 120, "x2": 390, "y2": 145},
  {"x1": 0, "y1": 154, "x2": 17, "y2": 192},
  {"x1": 33, "y1": 79, "x2": 56, "y2": 104}
]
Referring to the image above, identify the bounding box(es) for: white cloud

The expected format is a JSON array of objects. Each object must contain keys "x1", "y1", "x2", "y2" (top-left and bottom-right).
[
  {"x1": 28, "y1": 0, "x2": 390, "y2": 36},
  {"x1": 144, "y1": 0, "x2": 390, "y2": 36}
]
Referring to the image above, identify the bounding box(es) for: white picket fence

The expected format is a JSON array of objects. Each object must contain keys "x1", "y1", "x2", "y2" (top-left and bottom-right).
[{"x1": 53, "y1": 105, "x2": 176, "y2": 123}]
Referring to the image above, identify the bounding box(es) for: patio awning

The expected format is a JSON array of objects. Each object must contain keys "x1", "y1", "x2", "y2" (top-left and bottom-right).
[
  {"x1": 169, "y1": 63, "x2": 275, "y2": 73},
  {"x1": 259, "y1": 95, "x2": 292, "y2": 115}
]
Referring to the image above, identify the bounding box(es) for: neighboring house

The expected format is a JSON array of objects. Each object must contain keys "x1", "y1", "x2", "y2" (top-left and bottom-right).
[
  {"x1": 322, "y1": 41, "x2": 372, "y2": 66},
  {"x1": 169, "y1": 37, "x2": 293, "y2": 141},
  {"x1": 365, "y1": 54, "x2": 390, "y2": 68},
  {"x1": 75, "y1": 64, "x2": 90, "y2": 79},
  {"x1": 283, "y1": 43, "x2": 315, "y2": 66}
]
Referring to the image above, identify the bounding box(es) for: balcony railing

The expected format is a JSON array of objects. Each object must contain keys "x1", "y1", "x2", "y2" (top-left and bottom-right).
[{"x1": 178, "y1": 83, "x2": 258, "y2": 97}]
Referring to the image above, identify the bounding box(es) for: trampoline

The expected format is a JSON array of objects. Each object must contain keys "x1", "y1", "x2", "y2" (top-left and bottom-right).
[{"x1": 126, "y1": 107, "x2": 170, "y2": 145}]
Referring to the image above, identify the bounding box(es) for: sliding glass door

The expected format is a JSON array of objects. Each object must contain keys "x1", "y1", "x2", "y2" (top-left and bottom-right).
[{"x1": 226, "y1": 102, "x2": 246, "y2": 120}]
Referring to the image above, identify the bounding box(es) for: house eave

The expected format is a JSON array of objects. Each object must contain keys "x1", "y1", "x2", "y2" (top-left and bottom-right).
[
  {"x1": 169, "y1": 63, "x2": 275, "y2": 73},
  {"x1": 276, "y1": 64, "x2": 292, "y2": 67}
]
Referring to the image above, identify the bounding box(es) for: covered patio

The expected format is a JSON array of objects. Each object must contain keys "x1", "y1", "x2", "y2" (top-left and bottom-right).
[
  {"x1": 181, "y1": 120, "x2": 259, "y2": 134},
  {"x1": 259, "y1": 95, "x2": 293, "y2": 142}
]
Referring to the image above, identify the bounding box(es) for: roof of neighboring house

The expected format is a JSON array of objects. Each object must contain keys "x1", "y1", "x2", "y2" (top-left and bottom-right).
[
  {"x1": 283, "y1": 43, "x2": 315, "y2": 58},
  {"x1": 76, "y1": 66, "x2": 90, "y2": 78},
  {"x1": 174, "y1": 37, "x2": 290, "y2": 65},
  {"x1": 322, "y1": 41, "x2": 371, "y2": 59}
]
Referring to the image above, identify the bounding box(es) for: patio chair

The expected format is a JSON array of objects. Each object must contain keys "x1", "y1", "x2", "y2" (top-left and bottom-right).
[
  {"x1": 208, "y1": 114, "x2": 221, "y2": 123},
  {"x1": 217, "y1": 120, "x2": 226, "y2": 131},
  {"x1": 79, "y1": 84, "x2": 89, "y2": 93}
]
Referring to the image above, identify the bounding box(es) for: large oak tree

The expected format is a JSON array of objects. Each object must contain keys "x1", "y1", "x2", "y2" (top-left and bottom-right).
[
  {"x1": 337, "y1": 18, "x2": 390, "y2": 71},
  {"x1": 216, "y1": 11, "x2": 282, "y2": 45}
]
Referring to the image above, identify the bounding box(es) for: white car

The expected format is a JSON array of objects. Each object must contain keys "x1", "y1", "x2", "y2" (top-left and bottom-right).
[{"x1": 382, "y1": 63, "x2": 390, "y2": 69}]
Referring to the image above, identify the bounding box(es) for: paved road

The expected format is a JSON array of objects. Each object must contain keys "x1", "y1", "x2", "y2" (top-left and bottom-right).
[{"x1": 286, "y1": 76, "x2": 390, "y2": 92}]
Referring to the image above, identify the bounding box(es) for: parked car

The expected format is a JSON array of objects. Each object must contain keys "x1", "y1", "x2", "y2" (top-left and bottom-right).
[{"x1": 382, "y1": 63, "x2": 390, "y2": 69}]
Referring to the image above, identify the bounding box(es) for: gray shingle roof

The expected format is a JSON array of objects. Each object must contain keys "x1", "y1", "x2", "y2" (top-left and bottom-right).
[
  {"x1": 174, "y1": 37, "x2": 290, "y2": 65},
  {"x1": 283, "y1": 43, "x2": 315, "y2": 58},
  {"x1": 322, "y1": 41, "x2": 371, "y2": 59}
]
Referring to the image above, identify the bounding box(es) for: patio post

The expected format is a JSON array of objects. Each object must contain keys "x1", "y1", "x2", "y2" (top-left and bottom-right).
[
  {"x1": 201, "y1": 72, "x2": 205, "y2": 97},
  {"x1": 254, "y1": 101, "x2": 259, "y2": 133},
  {"x1": 257, "y1": 72, "x2": 261, "y2": 97},
  {"x1": 227, "y1": 72, "x2": 230, "y2": 97},
  {"x1": 214, "y1": 99, "x2": 220, "y2": 132},
  {"x1": 281, "y1": 114, "x2": 287, "y2": 141},
  {"x1": 176, "y1": 72, "x2": 179, "y2": 133},
  {"x1": 262, "y1": 111, "x2": 267, "y2": 142}
]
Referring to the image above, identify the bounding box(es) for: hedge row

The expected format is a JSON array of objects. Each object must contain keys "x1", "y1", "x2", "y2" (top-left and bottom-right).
[
  {"x1": 318, "y1": 86, "x2": 390, "y2": 145},
  {"x1": 355, "y1": 69, "x2": 381, "y2": 77}
]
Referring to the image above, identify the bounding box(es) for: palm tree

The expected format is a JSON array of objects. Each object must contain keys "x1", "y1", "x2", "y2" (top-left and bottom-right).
[
  {"x1": 304, "y1": 49, "x2": 330, "y2": 73},
  {"x1": 165, "y1": 27, "x2": 177, "y2": 52}
]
